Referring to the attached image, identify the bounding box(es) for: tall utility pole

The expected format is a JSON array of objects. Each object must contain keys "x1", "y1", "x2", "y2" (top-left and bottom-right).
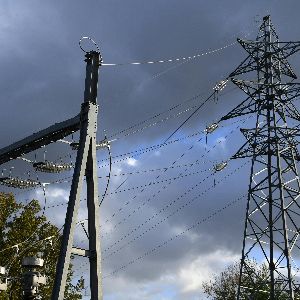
[
  {"x1": 222, "y1": 16, "x2": 300, "y2": 298},
  {"x1": 51, "y1": 51, "x2": 103, "y2": 300},
  {"x1": 0, "y1": 49, "x2": 103, "y2": 298}
]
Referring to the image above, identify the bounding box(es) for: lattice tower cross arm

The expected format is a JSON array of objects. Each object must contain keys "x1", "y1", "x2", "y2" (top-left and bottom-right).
[{"x1": 220, "y1": 15, "x2": 300, "y2": 299}]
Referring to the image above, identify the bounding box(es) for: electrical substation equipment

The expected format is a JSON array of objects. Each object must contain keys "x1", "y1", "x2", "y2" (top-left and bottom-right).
[
  {"x1": 33, "y1": 161, "x2": 73, "y2": 173},
  {"x1": 22, "y1": 257, "x2": 46, "y2": 300},
  {"x1": 0, "y1": 267, "x2": 7, "y2": 292},
  {"x1": 0, "y1": 177, "x2": 40, "y2": 189}
]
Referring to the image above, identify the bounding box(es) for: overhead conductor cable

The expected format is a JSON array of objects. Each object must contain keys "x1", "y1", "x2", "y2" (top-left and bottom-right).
[{"x1": 101, "y1": 42, "x2": 237, "y2": 66}]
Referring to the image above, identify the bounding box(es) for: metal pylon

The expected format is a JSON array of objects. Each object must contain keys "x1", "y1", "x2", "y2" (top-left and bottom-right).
[
  {"x1": 222, "y1": 15, "x2": 300, "y2": 299},
  {"x1": 51, "y1": 51, "x2": 103, "y2": 300}
]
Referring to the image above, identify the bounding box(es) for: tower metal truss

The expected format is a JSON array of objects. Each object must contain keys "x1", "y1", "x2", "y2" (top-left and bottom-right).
[{"x1": 222, "y1": 15, "x2": 300, "y2": 299}]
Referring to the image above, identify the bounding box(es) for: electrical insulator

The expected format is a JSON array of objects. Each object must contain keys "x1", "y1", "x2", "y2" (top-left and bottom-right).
[
  {"x1": 70, "y1": 139, "x2": 110, "y2": 150},
  {"x1": 22, "y1": 257, "x2": 46, "y2": 300},
  {"x1": 0, "y1": 267, "x2": 7, "y2": 292},
  {"x1": 214, "y1": 161, "x2": 228, "y2": 172},
  {"x1": 33, "y1": 161, "x2": 73, "y2": 173},
  {"x1": 213, "y1": 79, "x2": 228, "y2": 92},
  {"x1": 205, "y1": 123, "x2": 219, "y2": 134},
  {"x1": 0, "y1": 177, "x2": 40, "y2": 189},
  {"x1": 205, "y1": 123, "x2": 219, "y2": 145}
]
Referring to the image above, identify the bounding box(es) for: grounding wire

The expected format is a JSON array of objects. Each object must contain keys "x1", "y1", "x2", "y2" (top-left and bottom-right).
[
  {"x1": 104, "y1": 28, "x2": 255, "y2": 141},
  {"x1": 100, "y1": 23, "x2": 256, "y2": 145}
]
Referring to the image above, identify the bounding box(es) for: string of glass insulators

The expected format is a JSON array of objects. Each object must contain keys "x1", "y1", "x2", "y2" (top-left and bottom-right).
[{"x1": 0, "y1": 138, "x2": 110, "y2": 189}]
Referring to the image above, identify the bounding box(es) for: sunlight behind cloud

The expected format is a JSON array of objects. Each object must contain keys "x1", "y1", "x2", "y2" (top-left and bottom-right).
[
  {"x1": 127, "y1": 157, "x2": 138, "y2": 166},
  {"x1": 178, "y1": 250, "x2": 239, "y2": 294}
]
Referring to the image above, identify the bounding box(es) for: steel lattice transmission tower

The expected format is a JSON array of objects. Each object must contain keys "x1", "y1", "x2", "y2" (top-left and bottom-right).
[{"x1": 222, "y1": 15, "x2": 300, "y2": 299}]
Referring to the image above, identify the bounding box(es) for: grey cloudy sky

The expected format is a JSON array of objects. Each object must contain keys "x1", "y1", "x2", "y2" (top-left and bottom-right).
[{"x1": 1, "y1": 0, "x2": 300, "y2": 299}]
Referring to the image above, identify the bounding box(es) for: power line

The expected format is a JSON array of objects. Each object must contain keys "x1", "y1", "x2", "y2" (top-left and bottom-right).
[
  {"x1": 100, "y1": 115, "x2": 251, "y2": 234},
  {"x1": 142, "y1": 29, "x2": 255, "y2": 82},
  {"x1": 98, "y1": 130, "x2": 205, "y2": 164},
  {"x1": 77, "y1": 192, "x2": 246, "y2": 279},
  {"x1": 108, "y1": 90, "x2": 207, "y2": 139},
  {"x1": 106, "y1": 83, "x2": 237, "y2": 143},
  {"x1": 98, "y1": 109, "x2": 243, "y2": 168},
  {"x1": 102, "y1": 193, "x2": 246, "y2": 278},
  {"x1": 107, "y1": 168, "x2": 212, "y2": 196},
  {"x1": 102, "y1": 41, "x2": 237, "y2": 67},
  {"x1": 102, "y1": 160, "x2": 248, "y2": 256},
  {"x1": 9, "y1": 84, "x2": 237, "y2": 175},
  {"x1": 117, "y1": 101, "x2": 210, "y2": 140},
  {"x1": 95, "y1": 86, "x2": 234, "y2": 226},
  {"x1": 162, "y1": 90, "x2": 217, "y2": 143},
  {"x1": 98, "y1": 158, "x2": 216, "y2": 178},
  {"x1": 74, "y1": 114, "x2": 251, "y2": 237}
]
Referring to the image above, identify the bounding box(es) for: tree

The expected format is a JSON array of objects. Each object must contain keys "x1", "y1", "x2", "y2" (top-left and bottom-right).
[
  {"x1": 202, "y1": 261, "x2": 241, "y2": 299},
  {"x1": 0, "y1": 192, "x2": 84, "y2": 299},
  {"x1": 202, "y1": 260, "x2": 300, "y2": 299}
]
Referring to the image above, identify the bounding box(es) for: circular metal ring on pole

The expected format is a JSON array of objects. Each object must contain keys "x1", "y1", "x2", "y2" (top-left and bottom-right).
[{"x1": 79, "y1": 36, "x2": 100, "y2": 53}]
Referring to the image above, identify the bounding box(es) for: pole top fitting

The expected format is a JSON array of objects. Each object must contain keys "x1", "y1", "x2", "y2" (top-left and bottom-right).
[{"x1": 79, "y1": 36, "x2": 103, "y2": 65}]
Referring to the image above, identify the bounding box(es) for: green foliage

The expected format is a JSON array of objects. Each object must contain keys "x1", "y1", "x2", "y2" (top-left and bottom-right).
[
  {"x1": 202, "y1": 260, "x2": 299, "y2": 300},
  {"x1": 0, "y1": 192, "x2": 84, "y2": 299},
  {"x1": 202, "y1": 261, "x2": 240, "y2": 299}
]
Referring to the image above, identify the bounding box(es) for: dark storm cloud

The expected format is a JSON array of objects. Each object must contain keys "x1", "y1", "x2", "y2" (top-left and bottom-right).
[{"x1": 1, "y1": 1, "x2": 300, "y2": 299}]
